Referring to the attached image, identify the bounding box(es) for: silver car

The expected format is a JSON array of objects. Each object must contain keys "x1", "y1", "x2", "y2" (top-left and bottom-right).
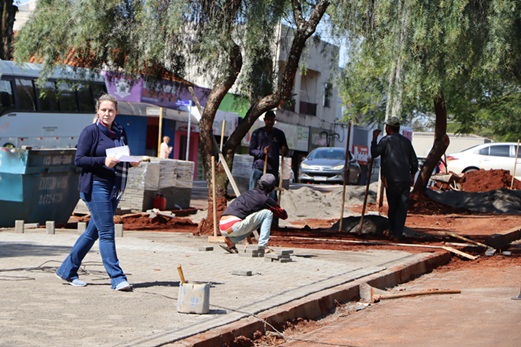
[{"x1": 298, "y1": 147, "x2": 361, "y2": 184}]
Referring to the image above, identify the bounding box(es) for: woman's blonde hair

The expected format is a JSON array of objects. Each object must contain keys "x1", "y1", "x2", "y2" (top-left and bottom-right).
[{"x1": 96, "y1": 94, "x2": 118, "y2": 110}]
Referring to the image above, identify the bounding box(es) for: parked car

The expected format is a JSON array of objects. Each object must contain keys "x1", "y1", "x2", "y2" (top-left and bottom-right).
[
  {"x1": 446, "y1": 142, "x2": 521, "y2": 178},
  {"x1": 298, "y1": 147, "x2": 361, "y2": 184}
]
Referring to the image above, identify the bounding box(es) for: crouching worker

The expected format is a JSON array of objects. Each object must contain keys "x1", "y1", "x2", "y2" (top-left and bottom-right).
[{"x1": 219, "y1": 173, "x2": 288, "y2": 253}]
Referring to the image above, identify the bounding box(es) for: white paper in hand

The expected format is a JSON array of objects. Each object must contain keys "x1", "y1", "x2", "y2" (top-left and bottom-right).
[{"x1": 105, "y1": 145, "x2": 139, "y2": 162}]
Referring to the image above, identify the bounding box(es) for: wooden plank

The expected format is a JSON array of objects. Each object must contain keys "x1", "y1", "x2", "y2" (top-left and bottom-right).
[
  {"x1": 441, "y1": 246, "x2": 479, "y2": 260},
  {"x1": 218, "y1": 152, "x2": 241, "y2": 197},
  {"x1": 374, "y1": 289, "x2": 461, "y2": 302},
  {"x1": 445, "y1": 231, "x2": 491, "y2": 249}
]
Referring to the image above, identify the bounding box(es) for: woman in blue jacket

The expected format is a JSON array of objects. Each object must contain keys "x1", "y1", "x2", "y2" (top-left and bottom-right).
[{"x1": 56, "y1": 94, "x2": 139, "y2": 291}]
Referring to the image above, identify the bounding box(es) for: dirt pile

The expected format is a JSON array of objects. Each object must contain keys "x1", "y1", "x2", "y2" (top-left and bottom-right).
[
  {"x1": 423, "y1": 169, "x2": 521, "y2": 215},
  {"x1": 409, "y1": 169, "x2": 521, "y2": 215},
  {"x1": 458, "y1": 169, "x2": 521, "y2": 192}
]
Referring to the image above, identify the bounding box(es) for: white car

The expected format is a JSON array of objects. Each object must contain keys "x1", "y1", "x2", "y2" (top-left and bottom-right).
[{"x1": 446, "y1": 142, "x2": 521, "y2": 178}]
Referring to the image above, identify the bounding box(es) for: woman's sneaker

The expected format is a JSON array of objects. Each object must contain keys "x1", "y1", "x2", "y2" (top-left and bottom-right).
[
  {"x1": 115, "y1": 280, "x2": 132, "y2": 291},
  {"x1": 55, "y1": 273, "x2": 87, "y2": 287}
]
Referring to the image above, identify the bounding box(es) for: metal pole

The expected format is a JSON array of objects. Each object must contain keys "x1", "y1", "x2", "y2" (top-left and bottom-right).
[
  {"x1": 157, "y1": 107, "x2": 163, "y2": 157},
  {"x1": 186, "y1": 103, "x2": 192, "y2": 160}
]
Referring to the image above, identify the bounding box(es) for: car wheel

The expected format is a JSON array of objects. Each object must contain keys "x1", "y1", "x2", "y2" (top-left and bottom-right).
[{"x1": 463, "y1": 168, "x2": 479, "y2": 173}]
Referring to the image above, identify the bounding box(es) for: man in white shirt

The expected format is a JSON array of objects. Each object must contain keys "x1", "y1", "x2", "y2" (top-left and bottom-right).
[{"x1": 159, "y1": 136, "x2": 173, "y2": 159}]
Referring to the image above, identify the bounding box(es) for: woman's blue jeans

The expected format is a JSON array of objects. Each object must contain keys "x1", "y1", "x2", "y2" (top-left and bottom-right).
[{"x1": 56, "y1": 180, "x2": 127, "y2": 288}]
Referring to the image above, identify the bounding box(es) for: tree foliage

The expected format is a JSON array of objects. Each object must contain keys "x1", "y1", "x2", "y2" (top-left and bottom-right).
[
  {"x1": 332, "y1": 1, "x2": 520, "y2": 126},
  {"x1": 329, "y1": 0, "x2": 521, "y2": 194}
]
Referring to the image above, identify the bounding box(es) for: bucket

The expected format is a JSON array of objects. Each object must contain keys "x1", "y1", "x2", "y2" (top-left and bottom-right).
[{"x1": 177, "y1": 282, "x2": 210, "y2": 314}]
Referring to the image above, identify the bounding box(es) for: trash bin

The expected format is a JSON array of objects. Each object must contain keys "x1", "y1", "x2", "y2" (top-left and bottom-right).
[{"x1": 0, "y1": 147, "x2": 79, "y2": 227}]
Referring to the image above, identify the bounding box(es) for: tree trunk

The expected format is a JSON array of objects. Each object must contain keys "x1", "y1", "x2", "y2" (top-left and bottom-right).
[
  {"x1": 412, "y1": 92, "x2": 450, "y2": 197},
  {"x1": 196, "y1": 40, "x2": 242, "y2": 236},
  {"x1": 0, "y1": 0, "x2": 17, "y2": 60}
]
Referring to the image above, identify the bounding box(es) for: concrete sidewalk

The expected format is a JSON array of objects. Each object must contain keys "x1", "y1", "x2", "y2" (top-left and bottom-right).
[{"x1": 0, "y1": 227, "x2": 449, "y2": 347}]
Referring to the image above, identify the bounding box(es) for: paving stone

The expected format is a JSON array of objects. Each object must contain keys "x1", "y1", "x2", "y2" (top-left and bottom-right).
[{"x1": 231, "y1": 270, "x2": 253, "y2": 276}]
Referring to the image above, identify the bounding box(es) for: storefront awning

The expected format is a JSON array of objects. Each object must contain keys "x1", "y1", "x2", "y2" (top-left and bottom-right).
[{"x1": 117, "y1": 101, "x2": 200, "y2": 124}]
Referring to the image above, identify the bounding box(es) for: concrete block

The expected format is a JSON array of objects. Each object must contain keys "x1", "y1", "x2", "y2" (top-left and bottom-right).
[
  {"x1": 239, "y1": 252, "x2": 258, "y2": 258},
  {"x1": 177, "y1": 282, "x2": 210, "y2": 314},
  {"x1": 78, "y1": 222, "x2": 87, "y2": 234},
  {"x1": 46, "y1": 221, "x2": 55, "y2": 235},
  {"x1": 15, "y1": 220, "x2": 24, "y2": 233},
  {"x1": 198, "y1": 246, "x2": 214, "y2": 251},
  {"x1": 115, "y1": 224, "x2": 124, "y2": 237},
  {"x1": 231, "y1": 270, "x2": 253, "y2": 276}
]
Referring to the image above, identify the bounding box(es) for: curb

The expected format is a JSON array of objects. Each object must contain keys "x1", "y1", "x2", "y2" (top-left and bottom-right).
[{"x1": 175, "y1": 251, "x2": 452, "y2": 347}]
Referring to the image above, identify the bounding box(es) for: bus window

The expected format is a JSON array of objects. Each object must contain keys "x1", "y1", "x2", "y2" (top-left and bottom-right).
[
  {"x1": 56, "y1": 81, "x2": 78, "y2": 112},
  {"x1": 15, "y1": 78, "x2": 37, "y2": 111},
  {"x1": 0, "y1": 80, "x2": 14, "y2": 112},
  {"x1": 36, "y1": 81, "x2": 58, "y2": 111},
  {"x1": 77, "y1": 83, "x2": 94, "y2": 112}
]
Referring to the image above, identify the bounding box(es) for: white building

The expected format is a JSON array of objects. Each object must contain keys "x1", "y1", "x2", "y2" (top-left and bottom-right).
[{"x1": 412, "y1": 132, "x2": 491, "y2": 158}]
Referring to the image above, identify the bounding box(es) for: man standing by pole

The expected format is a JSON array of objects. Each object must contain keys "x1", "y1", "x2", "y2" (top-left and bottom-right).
[
  {"x1": 371, "y1": 116, "x2": 418, "y2": 242},
  {"x1": 249, "y1": 110, "x2": 288, "y2": 201}
]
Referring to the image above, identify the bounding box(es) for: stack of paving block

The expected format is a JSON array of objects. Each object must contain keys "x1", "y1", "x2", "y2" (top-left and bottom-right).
[
  {"x1": 238, "y1": 245, "x2": 266, "y2": 258},
  {"x1": 264, "y1": 249, "x2": 294, "y2": 263},
  {"x1": 238, "y1": 246, "x2": 294, "y2": 263},
  {"x1": 120, "y1": 158, "x2": 194, "y2": 212}
]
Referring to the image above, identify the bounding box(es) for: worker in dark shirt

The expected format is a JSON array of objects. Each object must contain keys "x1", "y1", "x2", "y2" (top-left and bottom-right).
[
  {"x1": 248, "y1": 111, "x2": 288, "y2": 200},
  {"x1": 371, "y1": 116, "x2": 418, "y2": 242},
  {"x1": 219, "y1": 174, "x2": 288, "y2": 253}
]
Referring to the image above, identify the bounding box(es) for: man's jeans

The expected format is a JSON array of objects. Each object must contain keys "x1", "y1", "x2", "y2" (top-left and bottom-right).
[
  {"x1": 222, "y1": 209, "x2": 273, "y2": 247},
  {"x1": 56, "y1": 180, "x2": 128, "y2": 289}
]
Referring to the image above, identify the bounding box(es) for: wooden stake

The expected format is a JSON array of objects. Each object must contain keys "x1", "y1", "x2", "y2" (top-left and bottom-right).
[
  {"x1": 511, "y1": 139, "x2": 520, "y2": 189},
  {"x1": 278, "y1": 153, "x2": 285, "y2": 202},
  {"x1": 220, "y1": 120, "x2": 226, "y2": 152},
  {"x1": 211, "y1": 156, "x2": 217, "y2": 237},
  {"x1": 339, "y1": 121, "x2": 352, "y2": 231},
  {"x1": 374, "y1": 289, "x2": 461, "y2": 302}
]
